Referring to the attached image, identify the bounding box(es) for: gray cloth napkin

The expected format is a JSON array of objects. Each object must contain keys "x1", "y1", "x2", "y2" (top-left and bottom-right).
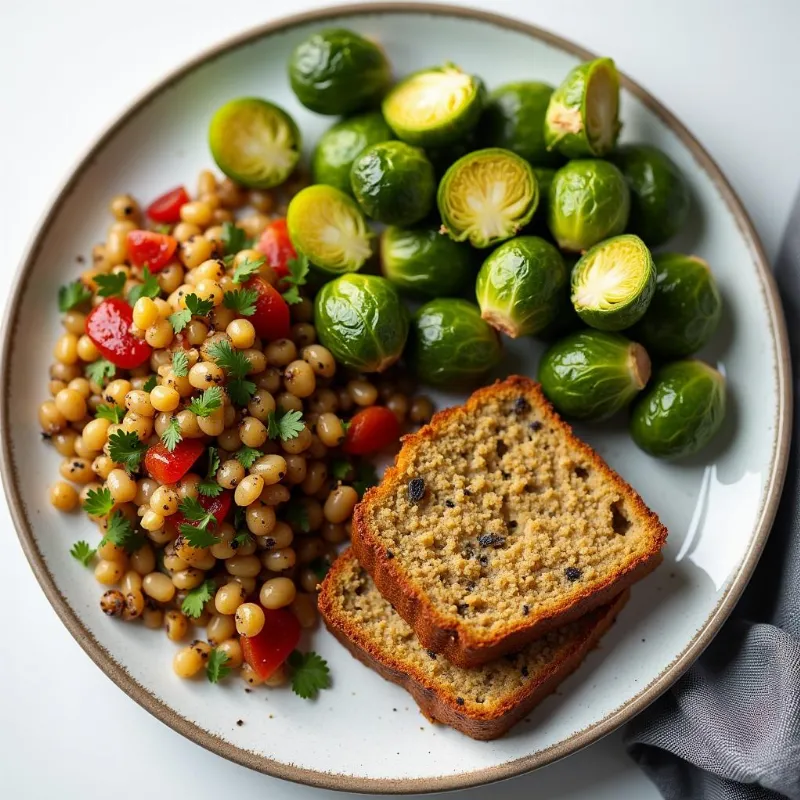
[{"x1": 625, "y1": 194, "x2": 800, "y2": 800}]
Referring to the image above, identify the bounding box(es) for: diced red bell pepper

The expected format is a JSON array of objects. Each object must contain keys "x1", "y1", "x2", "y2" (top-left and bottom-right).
[
  {"x1": 240, "y1": 608, "x2": 301, "y2": 680},
  {"x1": 171, "y1": 489, "x2": 232, "y2": 528},
  {"x1": 146, "y1": 186, "x2": 190, "y2": 224},
  {"x1": 245, "y1": 276, "x2": 291, "y2": 341},
  {"x1": 126, "y1": 230, "x2": 178, "y2": 272},
  {"x1": 144, "y1": 439, "x2": 205, "y2": 485},
  {"x1": 85, "y1": 297, "x2": 152, "y2": 369},
  {"x1": 256, "y1": 218, "x2": 296, "y2": 278},
  {"x1": 343, "y1": 406, "x2": 401, "y2": 455}
]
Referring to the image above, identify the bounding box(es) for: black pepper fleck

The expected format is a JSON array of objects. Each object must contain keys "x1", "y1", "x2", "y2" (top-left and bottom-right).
[
  {"x1": 408, "y1": 477, "x2": 425, "y2": 502},
  {"x1": 40, "y1": 432, "x2": 52, "y2": 440},
  {"x1": 508, "y1": 520, "x2": 518, "y2": 529},
  {"x1": 530, "y1": 420, "x2": 543, "y2": 432},
  {"x1": 386, "y1": 550, "x2": 394, "y2": 559},
  {"x1": 523, "y1": 604, "x2": 529, "y2": 616},
  {"x1": 445, "y1": 499, "x2": 455, "y2": 508},
  {"x1": 463, "y1": 488, "x2": 472, "y2": 496},
  {"x1": 479, "y1": 555, "x2": 488, "y2": 566},
  {"x1": 236, "y1": 719, "x2": 244, "y2": 726},
  {"x1": 478, "y1": 534, "x2": 506, "y2": 548},
  {"x1": 456, "y1": 603, "x2": 469, "y2": 615},
  {"x1": 456, "y1": 697, "x2": 465, "y2": 706},
  {"x1": 426, "y1": 650, "x2": 437, "y2": 660},
  {"x1": 565, "y1": 566, "x2": 582, "y2": 581}
]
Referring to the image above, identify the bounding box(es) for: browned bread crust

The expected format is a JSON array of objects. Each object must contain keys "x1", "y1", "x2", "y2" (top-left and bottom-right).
[{"x1": 351, "y1": 375, "x2": 666, "y2": 668}]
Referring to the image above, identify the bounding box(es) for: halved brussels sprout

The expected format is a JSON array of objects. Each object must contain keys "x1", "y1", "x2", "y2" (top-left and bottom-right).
[
  {"x1": 350, "y1": 141, "x2": 435, "y2": 226},
  {"x1": 381, "y1": 226, "x2": 476, "y2": 298},
  {"x1": 571, "y1": 234, "x2": 655, "y2": 331},
  {"x1": 611, "y1": 144, "x2": 690, "y2": 247},
  {"x1": 286, "y1": 185, "x2": 372, "y2": 275},
  {"x1": 544, "y1": 57, "x2": 620, "y2": 158},
  {"x1": 314, "y1": 274, "x2": 408, "y2": 372},
  {"x1": 383, "y1": 64, "x2": 485, "y2": 147},
  {"x1": 632, "y1": 253, "x2": 722, "y2": 359},
  {"x1": 630, "y1": 360, "x2": 726, "y2": 459},
  {"x1": 209, "y1": 98, "x2": 301, "y2": 189},
  {"x1": 479, "y1": 81, "x2": 559, "y2": 166},
  {"x1": 438, "y1": 148, "x2": 538, "y2": 248},
  {"x1": 476, "y1": 236, "x2": 567, "y2": 338},
  {"x1": 538, "y1": 330, "x2": 650, "y2": 421},
  {"x1": 312, "y1": 112, "x2": 394, "y2": 194},
  {"x1": 288, "y1": 28, "x2": 391, "y2": 116},
  {"x1": 409, "y1": 299, "x2": 502, "y2": 387},
  {"x1": 548, "y1": 159, "x2": 630, "y2": 251}
]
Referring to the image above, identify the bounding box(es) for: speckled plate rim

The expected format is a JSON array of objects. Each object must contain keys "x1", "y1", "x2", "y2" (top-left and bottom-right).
[{"x1": 0, "y1": 3, "x2": 791, "y2": 794}]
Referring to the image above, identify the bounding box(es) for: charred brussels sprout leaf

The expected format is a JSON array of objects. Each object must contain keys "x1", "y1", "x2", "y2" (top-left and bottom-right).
[
  {"x1": 544, "y1": 57, "x2": 621, "y2": 158},
  {"x1": 409, "y1": 299, "x2": 502, "y2": 387},
  {"x1": 288, "y1": 28, "x2": 391, "y2": 115},
  {"x1": 538, "y1": 330, "x2": 651, "y2": 421},
  {"x1": 548, "y1": 159, "x2": 630, "y2": 251},
  {"x1": 630, "y1": 360, "x2": 726, "y2": 459},
  {"x1": 209, "y1": 98, "x2": 301, "y2": 189},
  {"x1": 476, "y1": 236, "x2": 567, "y2": 338},
  {"x1": 314, "y1": 274, "x2": 408, "y2": 372},
  {"x1": 438, "y1": 148, "x2": 538, "y2": 248}
]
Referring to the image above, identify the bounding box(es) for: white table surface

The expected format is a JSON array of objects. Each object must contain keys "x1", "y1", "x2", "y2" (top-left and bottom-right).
[{"x1": 1, "y1": 1, "x2": 797, "y2": 797}]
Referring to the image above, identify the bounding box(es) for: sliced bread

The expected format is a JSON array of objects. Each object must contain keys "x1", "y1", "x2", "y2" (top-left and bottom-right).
[
  {"x1": 319, "y1": 549, "x2": 629, "y2": 740},
  {"x1": 352, "y1": 375, "x2": 666, "y2": 668}
]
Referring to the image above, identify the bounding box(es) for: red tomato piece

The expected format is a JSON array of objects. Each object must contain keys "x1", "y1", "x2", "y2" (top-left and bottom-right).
[
  {"x1": 172, "y1": 490, "x2": 232, "y2": 529},
  {"x1": 246, "y1": 276, "x2": 291, "y2": 341},
  {"x1": 240, "y1": 609, "x2": 301, "y2": 680},
  {"x1": 256, "y1": 218, "x2": 296, "y2": 278},
  {"x1": 126, "y1": 230, "x2": 178, "y2": 272},
  {"x1": 146, "y1": 186, "x2": 190, "y2": 224},
  {"x1": 85, "y1": 297, "x2": 152, "y2": 369},
  {"x1": 144, "y1": 439, "x2": 205, "y2": 485},
  {"x1": 343, "y1": 406, "x2": 401, "y2": 455}
]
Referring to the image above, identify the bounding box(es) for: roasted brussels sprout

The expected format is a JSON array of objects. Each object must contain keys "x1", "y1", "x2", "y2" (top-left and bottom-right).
[
  {"x1": 286, "y1": 184, "x2": 372, "y2": 275},
  {"x1": 383, "y1": 64, "x2": 485, "y2": 147},
  {"x1": 571, "y1": 234, "x2": 655, "y2": 331},
  {"x1": 438, "y1": 148, "x2": 538, "y2": 248},
  {"x1": 409, "y1": 299, "x2": 502, "y2": 387},
  {"x1": 631, "y1": 253, "x2": 722, "y2": 358},
  {"x1": 538, "y1": 330, "x2": 651, "y2": 421},
  {"x1": 548, "y1": 159, "x2": 630, "y2": 252},
  {"x1": 208, "y1": 98, "x2": 301, "y2": 189},
  {"x1": 630, "y1": 360, "x2": 726, "y2": 459},
  {"x1": 475, "y1": 236, "x2": 567, "y2": 337},
  {"x1": 350, "y1": 141, "x2": 436, "y2": 226},
  {"x1": 288, "y1": 28, "x2": 391, "y2": 115},
  {"x1": 544, "y1": 57, "x2": 620, "y2": 158},
  {"x1": 314, "y1": 274, "x2": 408, "y2": 372},
  {"x1": 380, "y1": 226, "x2": 476, "y2": 298},
  {"x1": 611, "y1": 144, "x2": 690, "y2": 247},
  {"x1": 479, "y1": 81, "x2": 559, "y2": 165},
  {"x1": 312, "y1": 112, "x2": 394, "y2": 194}
]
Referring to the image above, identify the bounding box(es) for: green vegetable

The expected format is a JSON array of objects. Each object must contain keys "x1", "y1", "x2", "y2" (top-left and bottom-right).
[
  {"x1": 231, "y1": 257, "x2": 264, "y2": 285},
  {"x1": 266, "y1": 408, "x2": 305, "y2": 441},
  {"x1": 107, "y1": 430, "x2": 148, "y2": 473},
  {"x1": 479, "y1": 81, "x2": 559, "y2": 165},
  {"x1": 127, "y1": 267, "x2": 160, "y2": 306},
  {"x1": 209, "y1": 98, "x2": 301, "y2": 189},
  {"x1": 286, "y1": 184, "x2": 372, "y2": 276},
  {"x1": 142, "y1": 376, "x2": 157, "y2": 393},
  {"x1": 58, "y1": 280, "x2": 92, "y2": 312},
  {"x1": 69, "y1": 541, "x2": 96, "y2": 567},
  {"x1": 160, "y1": 417, "x2": 182, "y2": 452},
  {"x1": 544, "y1": 57, "x2": 620, "y2": 158},
  {"x1": 85, "y1": 358, "x2": 116, "y2": 387},
  {"x1": 571, "y1": 234, "x2": 655, "y2": 331},
  {"x1": 380, "y1": 226, "x2": 476, "y2": 298},
  {"x1": 206, "y1": 648, "x2": 231, "y2": 683},
  {"x1": 538, "y1": 330, "x2": 651, "y2": 421},
  {"x1": 169, "y1": 294, "x2": 213, "y2": 334},
  {"x1": 186, "y1": 387, "x2": 224, "y2": 418},
  {"x1": 99, "y1": 511, "x2": 142, "y2": 553},
  {"x1": 631, "y1": 253, "x2": 722, "y2": 359},
  {"x1": 177, "y1": 496, "x2": 220, "y2": 547},
  {"x1": 289, "y1": 28, "x2": 391, "y2": 115},
  {"x1": 315, "y1": 274, "x2": 408, "y2": 372},
  {"x1": 94, "y1": 404, "x2": 123, "y2": 424},
  {"x1": 289, "y1": 650, "x2": 331, "y2": 699},
  {"x1": 312, "y1": 112, "x2": 394, "y2": 194},
  {"x1": 223, "y1": 288, "x2": 258, "y2": 316},
  {"x1": 235, "y1": 446, "x2": 263, "y2": 469},
  {"x1": 611, "y1": 144, "x2": 690, "y2": 247},
  {"x1": 279, "y1": 255, "x2": 310, "y2": 305},
  {"x1": 476, "y1": 236, "x2": 567, "y2": 338},
  {"x1": 221, "y1": 222, "x2": 254, "y2": 257},
  {"x1": 171, "y1": 351, "x2": 189, "y2": 378},
  {"x1": 438, "y1": 148, "x2": 538, "y2": 248},
  {"x1": 630, "y1": 360, "x2": 726, "y2": 459},
  {"x1": 383, "y1": 64, "x2": 485, "y2": 147},
  {"x1": 409, "y1": 299, "x2": 502, "y2": 387},
  {"x1": 82, "y1": 486, "x2": 114, "y2": 517},
  {"x1": 198, "y1": 447, "x2": 223, "y2": 498},
  {"x1": 350, "y1": 141, "x2": 435, "y2": 226},
  {"x1": 181, "y1": 579, "x2": 216, "y2": 619},
  {"x1": 94, "y1": 271, "x2": 126, "y2": 298}
]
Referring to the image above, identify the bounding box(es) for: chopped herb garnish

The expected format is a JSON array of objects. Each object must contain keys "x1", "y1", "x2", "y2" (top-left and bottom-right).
[
  {"x1": 227, "y1": 378, "x2": 257, "y2": 407},
  {"x1": 206, "y1": 648, "x2": 232, "y2": 683},
  {"x1": 153, "y1": 223, "x2": 172, "y2": 235},
  {"x1": 58, "y1": 280, "x2": 92, "y2": 312},
  {"x1": 168, "y1": 293, "x2": 214, "y2": 333},
  {"x1": 288, "y1": 651, "x2": 331, "y2": 699},
  {"x1": 223, "y1": 288, "x2": 258, "y2": 316},
  {"x1": 160, "y1": 417, "x2": 182, "y2": 452},
  {"x1": 127, "y1": 267, "x2": 161, "y2": 306},
  {"x1": 94, "y1": 271, "x2": 127, "y2": 298},
  {"x1": 142, "y1": 375, "x2": 157, "y2": 393},
  {"x1": 267, "y1": 408, "x2": 304, "y2": 442},
  {"x1": 221, "y1": 221, "x2": 253, "y2": 256},
  {"x1": 353, "y1": 462, "x2": 379, "y2": 497},
  {"x1": 177, "y1": 496, "x2": 220, "y2": 547},
  {"x1": 70, "y1": 540, "x2": 96, "y2": 567},
  {"x1": 284, "y1": 501, "x2": 310, "y2": 533},
  {"x1": 197, "y1": 446, "x2": 223, "y2": 498},
  {"x1": 207, "y1": 339, "x2": 250, "y2": 379},
  {"x1": 329, "y1": 459, "x2": 353, "y2": 481},
  {"x1": 82, "y1": 486, "x2": 114, "y2": 517},
  {"x1": 309, "y1": 556, "x2": 331, "y2": 582},
  {"x1": 232, "y1": 256, "x2": 265, "y2": 285},
  {"x1": 235, "y1": 446, "x2": 263, "y2": 469},
  {"x1": 171, "y1": 350, "x2": 189, "y2": 377},
  {"x1": 233, "y1": 530, "x2": 253, "y2": 549},
  {"x1": 99, "y1": 511, "x2": 143, "y2": 553},
  {"x1": 280, "y1": 254, "x2": 309, "y2": 305},
  {"x1": 187, "y1": 386, "x2": 223, "y2": 417},
  {"x1": 107, "y1": 429, "x2": 148, "y2": 473},
  {"x1": 86, "y1": 358, "x2": 116, "y2": 387},
  {"x1": 95, "y1": 404, "x2": 123, "y2": 424},
  {"x1": 181, "y1": 579, "x2": 216, "y2": 619}
]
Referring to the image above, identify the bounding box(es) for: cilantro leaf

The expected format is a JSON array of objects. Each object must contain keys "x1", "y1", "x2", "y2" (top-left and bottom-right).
[
  {"x1": 353, "y1": 462, "x2": 380, "y2": 497},
  {"x1": 95, "y1": 404, "x2": 123, "y2": 424},
  {"x1": 178, "y1": 525, "x2": 221, "y2": 548},
  {"x1": 280, "y1": 254, "x2": 309, "y2": 305},
  {"x1": 227, "y1": 378, "x2": 257, "y2": 407},
  {"x1": 221, "y1": 221, "x2": 253, "y2": 256},
  {"x1": 206, "y1": 648, "x2": 232, "y2": 683},
  {"x1": 143, "y1": 375, "x2": 157, "y2": 392},
  {"x1": 168, "y1": 308, "x2": 191, "y2": 333},
  {"x1": 107, "y1": 429, "x2": 148, "y2": 473},
  {"x1": 185, "y1": 293, "x2": 214, "y2": 317},
  {"x1": 309, "y1": 556, "x2": 331, "y2": 582},
  {"x1": 181, "y1": 579, "x2": 216, "y2": 619},
  {"x1": 99, "y1": 511, "x2": 143, "y2": 553},
  {"x1": 160, "y1": 417, "x2": 182, "y2": 452},
  {"x1": 127, "y1": 266, "x2": 160, "y2": 306},
  {"x1": 86, "y1": 358, "x2": 116, "y2": 387},
  {"x1": 235, "y1": 446, "x2": 263, "y2": 469},
  {"x1": 207, "y1": 339, "x2": 250, "y2": 380},
  {"x1": 70, "y1": 540, "x2": 96, "y2": 567},
  {"x1": 178, "y1": 496, "x2": 216, "y2": 525},
  {"x1": 171, "y1": 350, "x2": 189, "y2": 377},
  {"x1": 187, "y1": 386, "x2": 223, "y2": 417},
  {"x1": 289, "y1": 651, "x2": 331, "y2": 699},
  {"x1": 153, "y1": 223, "x2": 172, "y2": 235},
  {"x1": 177, "y1": 496, "x2": 220, "y2": 547},
  {"x1": 233, "y1": 531, "x2": 253, "y2": 549},
  {"x1": 284, "y1": 501, "x2": 310, "y2": 533},
  {"x1": 94, "y1": 271, "x2": 127, "y2": 298},
  {"x1": 232, "y1": 256, "x2": 265, "y2": 285},
  {"x1": 197, "y1": 446, "x2": 223, "y2": 498},
  {"x1": 223, "y1": 288, "x2": 258, "y2": 316},
  {"x1": 58, "y1": 280, "x2": 92, "y2": 312},
  {"x1": 82, "y1": 486, "x2": 114, "y2": 517},
  {"x1": 267, "y1": 408, "x2": 304, "y2": 442},
  {"x1": 329, "y1": 459, "x2": 353, "y2": 481}
]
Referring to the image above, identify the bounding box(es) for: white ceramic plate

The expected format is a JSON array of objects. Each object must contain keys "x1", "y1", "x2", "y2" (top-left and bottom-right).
[{"x1": 1, "y1": 4, "x2": 790, "y2": 794}]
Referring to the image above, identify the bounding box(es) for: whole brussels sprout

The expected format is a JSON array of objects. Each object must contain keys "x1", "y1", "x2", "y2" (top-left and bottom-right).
[
  {"x1": 538, "y1": 330, "x2": 651, "y2": 421},
  {"x1": 288, "y1": 28, "x2": 391, "y2": 115},
  {"x1": 312, "y1": 112, "x2": 394, "y2": 194},
  {"x1": 425, "y1": 130, "x2": 480, "y2": 179},
  {"x1": 315, "y1": 274, "x2": 408, "y2": 372},
  {"x1": 571, "y1": 234, "x2": 655, "y2": 331},
  {"x1": 409, "y1": 299, "x2": 502, "y2": 387},
  {"x1": 475, "y1": 236, "x2": 567, "y2": 338},
  {"x1": 383, "y1": 64, "x2": 485, "y2": 147},
  {"x1": 208, "y1": 98, "x2": 301, "y2": 189},
  {"x1": 611, "y1": 144, "x2": 690, "y2": 247},
  {"x1": 438, "y1": 148, "x2": 539, "y2": 248},
  {"x1": 630, "y1": 360, "x2": 726, "y2": 459},
  {"x1": 631, "y1": 253, "x2": 722, "y2": 358},
  {"x1": 350, "y1": 141, "x2": 436, "y2": 226},
  {"x1": 544, "y1": 57, "x2": 621, "y2": 158},
  {"x1": 548, "y1": 159, "x2": 630, "y2": 251},
  {"x1": 381, "y1": 226, "x2": 477, "y2": 298}
]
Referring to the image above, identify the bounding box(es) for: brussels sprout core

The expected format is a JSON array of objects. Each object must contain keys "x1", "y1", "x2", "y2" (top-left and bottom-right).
[{"x1": 585, "y1": 63, "x2": 619, "y2": 154}]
